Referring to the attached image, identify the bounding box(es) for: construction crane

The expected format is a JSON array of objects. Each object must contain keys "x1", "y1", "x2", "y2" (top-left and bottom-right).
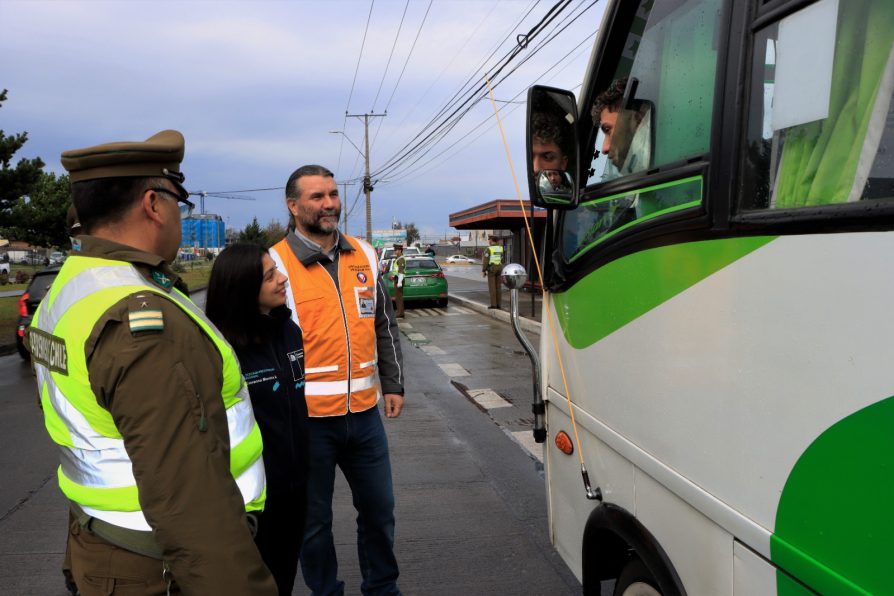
[{"x1": 187, "y1": 191, "x2": 256, "y2": 215}]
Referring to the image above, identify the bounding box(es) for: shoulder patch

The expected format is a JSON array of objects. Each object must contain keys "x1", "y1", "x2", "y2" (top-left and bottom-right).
[{"x1": 128, "y1": 293, "x2": 165, "y2": 334}]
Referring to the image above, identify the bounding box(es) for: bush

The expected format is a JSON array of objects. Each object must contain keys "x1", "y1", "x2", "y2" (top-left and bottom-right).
[
  {"x1": 15, "y1": 270, "x2": 30, "y2": 284},
  {"x1": 171, "y1": 261, "x2": 186, "y2": 273}
]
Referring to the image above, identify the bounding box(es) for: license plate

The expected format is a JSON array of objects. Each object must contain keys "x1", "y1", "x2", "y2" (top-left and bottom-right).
[{"x1": 407, "y1": 277, "x2": 426, "y2": 286}]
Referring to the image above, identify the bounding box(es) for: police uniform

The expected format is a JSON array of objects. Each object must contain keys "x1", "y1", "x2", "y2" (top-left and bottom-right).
[
  {"x1": 28, "y1": 131, "x2": 276, "y2": 595},
  {"x1": 389, "y1": 244, "x2": 406, "y2": 317},
  {"x1": 482, "y1": 236, "x2": 505, "y2": 309}
]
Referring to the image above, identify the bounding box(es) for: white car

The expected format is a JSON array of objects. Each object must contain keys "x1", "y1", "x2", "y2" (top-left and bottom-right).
[
  {"x1": 445, "y1": 254, "x2": 476, "y2": 264},
  {"x1": 379, "y1": 246, "x2": 422, "y2": 272}
]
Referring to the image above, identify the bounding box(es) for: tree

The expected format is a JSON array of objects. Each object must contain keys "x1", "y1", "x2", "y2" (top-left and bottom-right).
[
  {"x1": 0, "y1": 89, "x2": 45, "y2": 230},
  {"x1": 263, "y1": 219, "x2": 286, "y2": 247},
  {"x1": 405, "y1": 222, "x2": 419, "y2": 246},
  {"x1": 6, "y1": 172, "x2": 71, "y2": 248},
  {"x1": 238, "y1": 217, "x2": 266, "y2": 244}
]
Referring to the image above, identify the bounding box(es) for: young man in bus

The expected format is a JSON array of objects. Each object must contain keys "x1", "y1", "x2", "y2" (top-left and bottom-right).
[
  {"x1": 592, "y1": 77, "x2": 652, "y2": 180},
  {"x1": 531, "y1": 111, "x2": 569, "y2": 183}
]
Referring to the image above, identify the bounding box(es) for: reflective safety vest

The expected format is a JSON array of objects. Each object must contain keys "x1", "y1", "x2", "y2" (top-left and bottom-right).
[
  {"x1": 270, "y1": 236, "x2": 381, "y2": 417},
  {"x1": 389, "y1": 255, "x2": 405, "y2": 274},
  {"x1": 487, "y1": 244, "x2": 504, "y2": 265},
  {"x1": 30, "y1": 255, "x2": 266, "y2": 532}
]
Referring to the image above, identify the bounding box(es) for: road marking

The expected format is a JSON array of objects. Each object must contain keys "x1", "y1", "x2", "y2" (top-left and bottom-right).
[
  {"x1": 438, "y1": 363, "x2": 469, "y2": 377},
  {"x1": 402, "y1": 306, "x2": 473, "y2": 317},
  {"x1": 467, "y1": 388, "x2": 512, "y2": 409},
  {"x1": 511, "y1": 430, "x2": 544, "y2": 463},
  {"x1": 420, "y1": 345, "x2": 445, "y2": 355},
  {"x1": 407, "y1": 333, "x2": 427, "y2": 342},
  {"x1": 398, "y1": 321, "x2": 413, "y2": 329},
  {"x1": 452, "y1": 306, "x2": 474, "y2": 314}
]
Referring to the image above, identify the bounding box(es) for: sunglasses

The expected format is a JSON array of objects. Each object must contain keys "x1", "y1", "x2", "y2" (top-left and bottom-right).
[{"x1": 151, "y1": 188, "x2": 195, "y2": 218}]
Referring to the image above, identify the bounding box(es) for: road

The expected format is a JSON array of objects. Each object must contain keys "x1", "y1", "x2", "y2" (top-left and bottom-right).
[{"x1": 0, "y1": 271, "x2": 580, "y2": 595}]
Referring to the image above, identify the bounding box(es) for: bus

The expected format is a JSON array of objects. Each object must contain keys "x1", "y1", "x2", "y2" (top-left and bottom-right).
[{"x1": 517, "y1": 0, "x2": 894, "y2": 593}]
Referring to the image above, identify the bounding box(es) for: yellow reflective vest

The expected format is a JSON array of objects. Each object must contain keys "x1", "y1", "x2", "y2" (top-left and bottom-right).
[{"x1": 31, "y1": 255, "x2": 265, "y2": 531}]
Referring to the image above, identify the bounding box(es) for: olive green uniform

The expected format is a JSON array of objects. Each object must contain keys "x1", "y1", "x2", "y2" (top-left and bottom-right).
[
  {"x1": 53, "y1": 236, "x2": 276, "y2": 595},
  {"x1": 391, "y1": 254, "x2": 406, "y2": 317},
  {"x1": 482, "y1": 244, "x2": 504, "y2": 309}
]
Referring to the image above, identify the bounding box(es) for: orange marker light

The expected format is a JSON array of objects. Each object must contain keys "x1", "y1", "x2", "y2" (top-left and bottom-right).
[{"x1": 555, "y1": 431, "x2": 574, "y2": 455}]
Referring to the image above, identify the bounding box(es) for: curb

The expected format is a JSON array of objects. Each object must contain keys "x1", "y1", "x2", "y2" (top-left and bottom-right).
[{"x1": 447, "y1": 293, "x2": 541, "y2": 334}]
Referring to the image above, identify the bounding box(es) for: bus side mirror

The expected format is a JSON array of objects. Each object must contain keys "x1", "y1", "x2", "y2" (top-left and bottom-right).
[{"x1": 527, "y1": 85, "x2": 580, "y2": 210}]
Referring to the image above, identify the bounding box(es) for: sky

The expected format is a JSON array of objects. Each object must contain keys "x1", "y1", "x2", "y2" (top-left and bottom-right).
[{"x1": 1, "y1": 0, "x2": 604, "y2": 241}]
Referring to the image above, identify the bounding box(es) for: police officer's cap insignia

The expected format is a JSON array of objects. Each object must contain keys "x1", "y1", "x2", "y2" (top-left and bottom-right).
[
  {"x1": 151, "y1": 270, "x2": 173, "y2": 290},
  {"x1": 357, "y1": 272, "x2": 368, "y2": 284}
]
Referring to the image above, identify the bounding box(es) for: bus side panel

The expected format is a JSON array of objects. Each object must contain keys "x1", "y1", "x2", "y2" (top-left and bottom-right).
[
  {"x1": 543, "y1": 232, "x2": 894, "y2": 592},
  {"x1": 544, "y1": 402, "x2": 634, "y2": 581}
]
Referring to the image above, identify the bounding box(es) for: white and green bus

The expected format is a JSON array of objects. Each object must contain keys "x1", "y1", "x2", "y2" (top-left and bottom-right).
[{"x1": 519, "y1": 0, "x2": 893, "y2": 593}]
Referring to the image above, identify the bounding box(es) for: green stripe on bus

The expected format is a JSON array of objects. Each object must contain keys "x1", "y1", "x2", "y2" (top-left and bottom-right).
[
  {"x1": 553, "y1": 236, "x2": 776, "y2": 349},
  {"x1": 570, "y1": 176, "x2": 703, "y2": 262},
  {"x1": 773, "y1": 395, "x2": 894, "y2": 595}
]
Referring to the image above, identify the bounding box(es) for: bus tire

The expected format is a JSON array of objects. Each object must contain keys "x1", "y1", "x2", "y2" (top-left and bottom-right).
[{"x1": 614, "y1": 558, "x2": 662, "y2": 596}]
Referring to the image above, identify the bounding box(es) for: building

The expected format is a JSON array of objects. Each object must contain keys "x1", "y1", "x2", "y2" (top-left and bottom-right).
[
  {"x1": 181, "y1": 213, "x2": 225, "y2": 254},
  {"x1": 448, "y1": 199, "x2": 547, "y2": 286}
]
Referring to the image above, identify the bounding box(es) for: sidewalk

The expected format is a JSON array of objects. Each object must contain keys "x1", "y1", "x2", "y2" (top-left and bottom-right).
[{"x1": 444, "y1": 271, "x2": 542, "y2": 334}]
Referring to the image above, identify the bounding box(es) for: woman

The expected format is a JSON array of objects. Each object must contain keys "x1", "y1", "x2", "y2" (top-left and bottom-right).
[{"x1": 206, "y1": 242, "x2": 308, "y2": 595}]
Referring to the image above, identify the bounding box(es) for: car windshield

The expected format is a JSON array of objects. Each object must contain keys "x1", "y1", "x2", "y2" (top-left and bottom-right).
[{"x1": 406, "y1": 259, "x2": 438, "y2": 269}]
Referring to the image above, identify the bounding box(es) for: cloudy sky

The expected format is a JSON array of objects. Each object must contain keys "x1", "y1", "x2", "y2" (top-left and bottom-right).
[{"x1": 1, "y1": 0, "x2": 604, "y2": 240}]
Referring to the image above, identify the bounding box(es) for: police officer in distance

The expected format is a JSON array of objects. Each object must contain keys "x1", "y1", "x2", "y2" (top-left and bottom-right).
[
  {"x1": 482, "y1": 234, "x2": 505, "y2": 309},
  {"x1": 389, "y1": 243, "x2": 406, "y2": 318},
  {"x1": 28, "y1": 130, "x2": 276, "y2": 595}
]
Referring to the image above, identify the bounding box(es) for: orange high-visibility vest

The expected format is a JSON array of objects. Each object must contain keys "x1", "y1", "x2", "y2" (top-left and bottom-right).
[{"x1": 271, "y1": 236, "x2": 380, "y2": 417}]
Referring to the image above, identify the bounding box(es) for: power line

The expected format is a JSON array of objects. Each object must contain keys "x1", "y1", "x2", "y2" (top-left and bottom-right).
[
  {"x1": 374, "y1": 0, "x2": 547, "y2": 170},
  {"x1": 336, "y1": 0, "x2": 376, "y2": 178},
  {"x1": 371, "y1": 0, "x2": 578, "y2": 180},
  {"x1": 380, "y1": 21, "x2": 597, "y2": 186},
  {"x1": 371, "y1": 0, "x2": 409, "y2": 111}
]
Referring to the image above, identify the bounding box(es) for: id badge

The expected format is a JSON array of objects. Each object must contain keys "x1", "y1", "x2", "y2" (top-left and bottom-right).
[
  {"x1": 287, "y1": 349, "x2": 305, "y2": 382},
  {"x1": 354, "y1": 287, "x2": 376, "y2": 318}
]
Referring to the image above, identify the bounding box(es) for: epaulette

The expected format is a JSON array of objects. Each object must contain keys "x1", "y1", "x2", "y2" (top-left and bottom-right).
[{"x1": 127, "y1": 293, "x2": 165, "y2": 335}]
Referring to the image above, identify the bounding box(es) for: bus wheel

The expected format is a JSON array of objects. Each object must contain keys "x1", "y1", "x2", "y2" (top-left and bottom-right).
[{"x1": 613, "y1": 558, "x2": 661, "y2": 596}]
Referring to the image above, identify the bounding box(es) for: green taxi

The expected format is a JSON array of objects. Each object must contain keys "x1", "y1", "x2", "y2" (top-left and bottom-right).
[{"x1": 384, "y1": 256, "x2": 448, "y2": 308}]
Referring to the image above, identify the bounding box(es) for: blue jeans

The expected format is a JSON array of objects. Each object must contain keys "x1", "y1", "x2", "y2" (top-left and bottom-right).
[{"x1": 300, "y1": 406, "x2": 400, "y2": 596}]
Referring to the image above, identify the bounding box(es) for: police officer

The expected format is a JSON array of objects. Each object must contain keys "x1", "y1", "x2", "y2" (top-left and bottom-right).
[
  {"x1": 482, "y1": 234, "x2": 505, "y2": 309},
  {"x1": 390, "y1": 243, "x2": 406, "y2": 317},
  {"x1": 28, "y1": 130, "x2": 276, "y2": 595}
]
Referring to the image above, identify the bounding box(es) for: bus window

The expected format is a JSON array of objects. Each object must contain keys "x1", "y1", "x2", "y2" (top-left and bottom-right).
[
  {"x1": 740, "y1": 0, "x2": 894, "y2": 211},
  {"x1": 566, "y1": 0, "x2": 722, "y2": 259}
]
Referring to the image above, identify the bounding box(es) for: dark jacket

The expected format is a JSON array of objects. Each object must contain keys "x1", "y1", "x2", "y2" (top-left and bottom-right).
[{"x1": 235, "y1": 307, "x2": 308, "y2": 496}]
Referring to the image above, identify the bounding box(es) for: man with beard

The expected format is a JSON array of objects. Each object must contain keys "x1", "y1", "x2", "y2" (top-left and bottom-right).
[{"x1": 269, "y1": 164, "x2": 405, "y2": 596}]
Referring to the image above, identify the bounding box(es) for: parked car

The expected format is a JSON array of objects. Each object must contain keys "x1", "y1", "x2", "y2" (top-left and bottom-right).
[
  {"x1": 48, "y1": 251, "x2": 66, "y2": 265},
  {"x1": 378, "y1": 245, "x2": 422, "y2": 272},
  {"x1": 16, "y1": 266, "x2": 61, "y2": 360},
  {"x1": 0, "y1": 259, "x2": 9, "y2": 281},
  {"x1": 384, "y1": 257, "x2": 448, "y2": 307},
  {"x1": 445, "y1": 254, "x2": 476, "y2": 264}
]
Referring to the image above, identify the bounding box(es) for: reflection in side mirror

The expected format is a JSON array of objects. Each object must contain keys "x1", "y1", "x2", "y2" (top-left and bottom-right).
[
  {"x1": 527, "y1": 85, "x2": 580, "y2": 210},
  {"x1": 537, "y1": 170, "x2": 574, "y2": 206}
]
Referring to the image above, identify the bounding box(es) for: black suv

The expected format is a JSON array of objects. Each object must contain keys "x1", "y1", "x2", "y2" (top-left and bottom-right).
[{"x1": 16, "y1": 266, "x2": 61, "y2": 360}]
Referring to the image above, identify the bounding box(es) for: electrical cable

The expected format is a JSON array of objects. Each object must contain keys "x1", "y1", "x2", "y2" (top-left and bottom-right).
[
  {"x1": 374, "y1": 0, "x2": 598, "y2": 182},
  {"x1": 371, "y1": 0, "x2": 410, "y2": 111},
  {"x1": 371, "y1": 0, "x2": 575, "y2": 179},
  {"x1": 336, "y1": 0, "x2": 376, "y2": 178}
]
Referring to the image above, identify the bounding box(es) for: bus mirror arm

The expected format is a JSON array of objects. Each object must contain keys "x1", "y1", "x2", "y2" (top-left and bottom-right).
[{"x1": 502, "y1": 264, "x2": 546, "y2": 443}]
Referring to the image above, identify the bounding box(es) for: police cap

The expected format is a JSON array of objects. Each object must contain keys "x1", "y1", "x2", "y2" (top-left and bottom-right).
[{"x1": 61, "y1": 130, "x2": 188, "y2": 197}]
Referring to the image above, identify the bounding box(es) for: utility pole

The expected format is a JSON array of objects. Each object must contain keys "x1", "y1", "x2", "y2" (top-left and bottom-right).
[
  {"x1": 347, "y1": 112, "x2": 386, "y2": 244},
  {"x1": 338, "y1": 180, "x2": 356, "y2": 234}
]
